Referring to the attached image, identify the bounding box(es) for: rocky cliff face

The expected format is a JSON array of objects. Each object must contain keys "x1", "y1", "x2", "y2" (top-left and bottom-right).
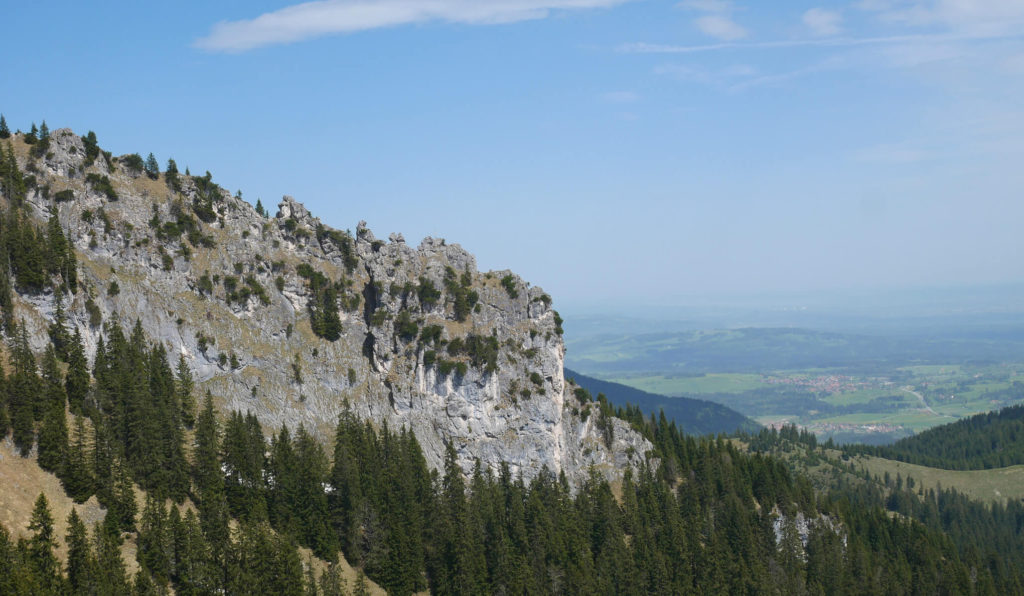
[{"x1": 8, "y1": 128, "x2": 650, "y2": 484}]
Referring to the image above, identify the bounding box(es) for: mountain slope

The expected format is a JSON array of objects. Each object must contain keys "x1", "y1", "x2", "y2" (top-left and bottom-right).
[
  {"x1": 565, "y1": 368, "x2": 758, "y2": 435},
  {"x1": 5, "y1": 127, "x2": 648, "y2": 485}
]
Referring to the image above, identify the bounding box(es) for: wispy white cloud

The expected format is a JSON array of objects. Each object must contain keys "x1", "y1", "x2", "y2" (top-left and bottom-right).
[
  {"x1": 196, "y1": 0, "x2": 635, "y2": 52},
  {"x1": 618, "y1": 30, "x2": 1023, "y2": 55},
  {"x1": 859, "y1": 0, "x2": 1024, "y2": 35},
  {"x1": 878, "y1": 41, "x2": 966, "y2": 67},
  {"x1": 653, "y1": 62, "x2": 757, "y2": 88},
  {"x1": 803, "y1": 8, "x2": 842, "y2": 37},
  {"x1": 653, "y1": 63, "x2": 712, "y2": 83},
  {"x1": 728, "y1": 62, "x2": 833, "y2": 91},
  {"x1": 637, "y1": 26, "x2": 1024, "y2": 94},
  {"x1": 695, "y1": 15, "x2": 747, "y2": 40},
  {"x1": 678, "y1": 0, "x2": 747, "y2": 41}
]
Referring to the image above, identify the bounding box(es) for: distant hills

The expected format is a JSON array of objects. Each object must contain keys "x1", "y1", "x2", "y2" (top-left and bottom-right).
[{"x1": 565, "y1": 368, "x2": 759, "y2": 435}]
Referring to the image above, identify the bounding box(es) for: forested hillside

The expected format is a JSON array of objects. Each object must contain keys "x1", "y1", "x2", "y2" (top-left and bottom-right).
[
  {"x1": 565, "y1": 368, "x2": 758, "y2": 435},
  {"x1": 848, "y1": 403, "x2": 1024, "y2": 469},
  {"x1": 3, "y1": 317, "x2": 1011, "y2": 594},
  {"x1": 746, "y1": 424, "x2": 1024, "y2": 592}
]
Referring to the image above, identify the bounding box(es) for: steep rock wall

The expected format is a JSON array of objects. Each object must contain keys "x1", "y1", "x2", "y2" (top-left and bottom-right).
[{"x1": 8, "y1": 128, "x2": 650, "y2": 483}]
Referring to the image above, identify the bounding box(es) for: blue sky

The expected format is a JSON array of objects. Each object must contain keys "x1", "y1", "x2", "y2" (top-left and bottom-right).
[{"x1": 3, "y1": 0, "x2": 1024, "y2": 314}]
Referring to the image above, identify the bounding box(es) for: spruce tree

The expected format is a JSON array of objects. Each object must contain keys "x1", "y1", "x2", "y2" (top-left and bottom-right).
[
  {"x1": 33, "y1": 121, "x2": 50, "y2": 157},
  {"x1": 0, "y1": 252, "x2": 14, "y2": 333},
  {"x1": 66, "y1": 509, "x2": 94, "y2": 593},
  {"x1": 47, "y1": 294, "x2": 71, "y2": 359},
  {"x1": 193, "y1": 392, "x2": 229, "y2": 559},
  {"x1": 222, "y1": 410, "x2": 267, "y2": 520},
  {"x1": 318, "y1": 562, "x2": 348, "y2": 596},
  {"x1": 776, "y1": 514, "x2": 807, "y2": 594},
  {"x1": 255, "y1": 198, "x2": 266, "y2": 217},
  {"x1": 165, "y1": 158, "x2": 180, "y2": 192},
  {"x1": 8, "y1": 324, "x2": 40, "y2": 455},
  {"x1": 133, "y1": 569, "x2": 159, "y2": 595},
  {"x1": 0, "y1": 114, "x2": 9, "y2": 139},
  {"x1": 137, "y1": 494, "x2": 171, "y2": 585},
  {"x1": 144, "y1": 153, "x2": 160, "y2": 180},
  {"x1": 0, "y1": 525, "x2": 21, "y2": 594},
  {"x1": 111, "y1": 458, "x2": 138, "y2": 532},
  {"x1": 93, "y1": 521, "x2": 130, "y2": 594},
  {"x1": 27, "y1": 494, "x2": 61, "y2": 592},
  {"x1": 92, "y1": 421, "x2": 115, "y2": 505},
  {"x1": 145, "y1": 344, "x2": 188, "y2": 501},
  {"x1": 175, "y1": 508, "x2": 217, "y2": 593},
  {"x1": 65, "y1": 328, "x2": 90, "y2": 413},
  {"x1": 175, "y1": 354, "x2": 196, "y2": 427},
  {"x1": 40, "y1": 344, "x2": 65, "y2": 414},
  {"x1": 330, "y1": 406, "x2": 364, "y2": 561},
  {"x1": 294, "y1": 425, "x2": 336, "y2": 560},
  {"x1": 44, "y1": 210, "x2": 76, "y2": 293},
  {"x1": 36, "y1": 406, "x2": 68, "y2": 474},
  {"x1": 267, "y1": 424, "x2": 300, "y2": 535},
  {"x1": 193, "y1": 391, "x2": 220, "y2": 496},
  {"x1": 435, "y1": 441, "x2": 484, "y2": 595},
  {"x1": 64, "y1": 415, "x2": 94, "y2": 502},
  {"x1": 82, "y1": 131, "x2": 99, "y2": 165}
]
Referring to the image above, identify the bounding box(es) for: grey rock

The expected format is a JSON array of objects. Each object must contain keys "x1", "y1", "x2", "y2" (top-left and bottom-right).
[{"x1": 8, "y1": 134, "x2": 652, "y2": 487}]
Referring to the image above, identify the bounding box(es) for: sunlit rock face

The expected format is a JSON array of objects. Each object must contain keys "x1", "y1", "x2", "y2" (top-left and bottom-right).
[{"x1": 13, "y1": 129, "x2": 651, "y2": 485}]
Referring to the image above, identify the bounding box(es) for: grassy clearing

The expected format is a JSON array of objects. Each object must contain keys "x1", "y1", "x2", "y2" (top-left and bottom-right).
[{"x1": 851, "y1": 454, "x2": 1024, "y2": 504}]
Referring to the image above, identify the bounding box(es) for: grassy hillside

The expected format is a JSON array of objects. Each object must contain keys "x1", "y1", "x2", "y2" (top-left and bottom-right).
[
  {"x1": 565, "y1": 368, "x2": 758, "y2": 435},
  {"x1": 0, "y1": 438, "x2": 114, "y2": 564},
  {"x1": 850, "y1": 454, "x2": 1024, "y2": 504}
]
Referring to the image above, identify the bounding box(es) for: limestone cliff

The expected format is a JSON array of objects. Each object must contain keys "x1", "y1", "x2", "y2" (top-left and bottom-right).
[{"x1": 7, "y1": 128, "x2": 650, "y2": 484}]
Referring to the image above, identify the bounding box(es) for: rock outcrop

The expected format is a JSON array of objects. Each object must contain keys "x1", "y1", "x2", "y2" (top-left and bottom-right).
[{"x1": 6, "y1": 128, "x2": 650, "y2": 484}]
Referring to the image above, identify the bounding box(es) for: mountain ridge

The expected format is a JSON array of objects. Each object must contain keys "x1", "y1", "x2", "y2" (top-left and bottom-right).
[{"x1": 4, "y1": 126, "x2": 649, "y2": 486}]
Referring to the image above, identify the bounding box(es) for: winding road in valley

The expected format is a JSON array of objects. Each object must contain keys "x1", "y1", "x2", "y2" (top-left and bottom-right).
[{"x1": 902, "y1": 386, "x2": 954, "y2": 419}]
